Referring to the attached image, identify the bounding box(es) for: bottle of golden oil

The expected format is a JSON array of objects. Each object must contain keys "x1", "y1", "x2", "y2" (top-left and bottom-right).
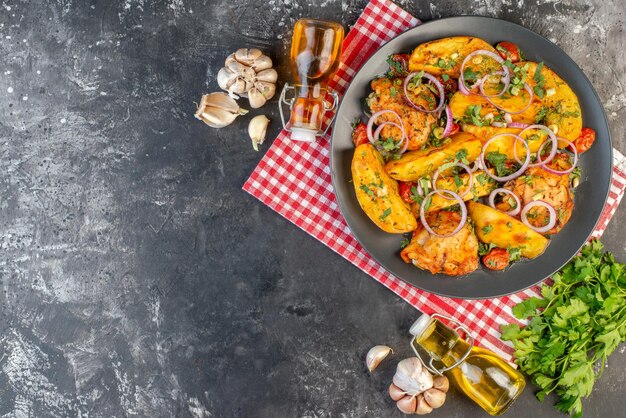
[
  {"x1": 281, "y1": 18, "x2": 344, "y2": 142},
  {"x1": 409, "y1": 314, "x2": 526, "y2": 416}
]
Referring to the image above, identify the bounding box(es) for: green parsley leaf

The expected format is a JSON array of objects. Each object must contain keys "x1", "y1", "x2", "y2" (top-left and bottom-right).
[
  {"x1": 380, "y1": 208, "x2": 392, "y2": 220},
  {"x1": 482, "y1": 224, "x2": 494, "y2": 234}
]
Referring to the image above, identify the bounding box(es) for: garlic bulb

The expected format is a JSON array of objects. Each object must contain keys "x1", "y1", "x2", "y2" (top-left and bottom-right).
[
  {"x1": 217, "y1": 48, "x2": 277, "y2": 108},
  {"x1": 194, "y1": 92, "x2": 248, "y2": 128},
  {"x1": 365, "y1": 345, "x2": 393, "y2": 372},
  {"x1": 248, "y1": 115, "x2": 270, "y2": 151},
  {"x1": 389, "y1": 358, "x2": 449, "y2": 415}
]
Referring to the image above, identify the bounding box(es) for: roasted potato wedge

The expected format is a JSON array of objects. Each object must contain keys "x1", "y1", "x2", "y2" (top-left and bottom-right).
[
  {"x1": 411, "y1": 170, "x2": 497, "y2": 215},
  {"x1": 449, "y1": 90, "x2": 541, "y2": 124},
  {"x1": 462, "y1": 124, "x2": 553, "y2": 160},
  {"x1": 385, "y1": 132, "x2": 482, "y2": 182},
  {"x1": 352, "y1": 144, "x2": 417, "y2": 233},
  {"x1": 467, "y1": 201, "x2": 549, "y2": 259},
  {"x1": 408, "y1": 36, "x2": 497, "y2": 78}
]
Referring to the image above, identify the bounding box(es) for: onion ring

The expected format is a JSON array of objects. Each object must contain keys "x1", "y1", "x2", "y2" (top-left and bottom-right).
[
  {"x1": 403, "y1": 72, "x2": 445, "y2": 113},
  {"x1": 521, "y1": 200, "x2": 557, "y2": 234},
  {"x1": 458, "y1": 50, "x2": 510, "y2": 96},
  {"x1": 515, "y1": 124, "x2": 558, "y2": 167},
  {"x1": 480, "y1": 133, "x2": 531, "y2": 182},
  {"x1": 442, "y1": 105, "x2": 454, "y2": 137},
  {"x1": 366, "y1": 110, "x2": 408, "y2": 154},
  {"x1": 373, "y1": 122, "x2": 409, "y2": 153},
  {"x1": 488, "y1": 188, "x2": 521, "y2": 216},
  {"x1": 431, "y1": 162, "x2": 474, "y2": 198},
  {"x1": 419, "y1": 190, "x2": 467, "y2": 238},
  {"x1": 484, "y1": 82, "x2": 534, "y2": 115},
  {"x1": 541, "y1": 138, "x2": 579, "y2": 175}
]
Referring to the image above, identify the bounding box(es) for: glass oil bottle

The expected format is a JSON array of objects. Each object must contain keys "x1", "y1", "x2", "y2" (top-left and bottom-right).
[
  {"x1": 279, "y1": 18, "x2": 344, "y2": 142},
  {"x1": 409, "y1": 313, "x2": 526, "y2": 416}
]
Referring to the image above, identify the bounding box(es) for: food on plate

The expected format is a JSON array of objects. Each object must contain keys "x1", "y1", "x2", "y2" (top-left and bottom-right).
[
  {"x1": 350, "y1": 36, "x2": 595, "y2": 276},
  {"x1": 401, "y1": 210, "x2": 479, "y2": 276},
  {"x1": 384, "y1": 132, "x2": 482, "y2": 182},
  {"x1": 501, "y1": 240, "x2": 626, "y2": 418},
  {"x1": 468, "y1": 201, "x2": 549, "y2": 259},
  {"x1": 352, "y1": 143, "x2": 418, "y2": 233}
]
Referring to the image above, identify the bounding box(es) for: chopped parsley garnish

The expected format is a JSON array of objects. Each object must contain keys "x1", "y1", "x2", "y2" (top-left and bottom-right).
[
  {"x1": 482, "y1": 224, "x2": 494, "y2": 234},
  {"x1": 507, "y1": 246, "x2": 522, "y2": 262},
  {"x1": 442, "y1": 74, "x2": 450, "y2": 81},
  {"x1": 380, "y1": 208, "x2": 392, "y2": 220},
  {"x1": 533, "y1": 62, "x2": 546, "y2": 99},
  {"x1": 478, "y1": 242, "x2": 497, "y2": 256},
  {"x1": 386, "y1": 55, "x2": 404, "y2": 78},
  {"x1": 535, "y1": 105, "x2": 549, "y2": 124},
  {"x1": 360, "y1": 185, "x2": 375, "y2": 198},
  {"x1": 462, "y1": 104, "x2": 490, "y2": 127},
  {"x1": 485, "y1": 150, "x2": 509, "y2": 176},
  {"x1": 390, "y1": 86, "x2": 397, "y2": 97},
  {"x1": 400, "y1": 237, "x2": 410, "y2": 248}
]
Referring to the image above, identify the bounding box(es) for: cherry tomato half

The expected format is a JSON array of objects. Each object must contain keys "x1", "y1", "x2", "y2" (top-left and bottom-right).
[
  {"x1": 398, "y1": 181, "x2": 416, "y2": 204},
  {"x1": 352, "y1": 123, "x2": 369, "y2": 147},
  {"x1": 482, "y1": 248, "x2": 510, "y2": 271},
  {"x1": 448, "y1": 122, "x2": 460, "y2": 137},
  {"x1": 573, "y1": 127, "x2": 596, "y2": 154},
  {"x1": 496, "y1": 41, "x2": 522, "y2": 63}
]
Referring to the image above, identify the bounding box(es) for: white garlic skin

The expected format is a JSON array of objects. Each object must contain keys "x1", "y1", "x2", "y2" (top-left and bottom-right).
[
  {"x1": 248, "y1": 115, "x2": 270, "y2": 151},
  {"x1": 393, "y1": 357, "x2": 434, "y2": 396},
  {"x1": 365, "y1": 345, "x2": 393, "y2": 372},
  {"x1": 194, "y1": 92, "x2": 247, "y2": 129}
]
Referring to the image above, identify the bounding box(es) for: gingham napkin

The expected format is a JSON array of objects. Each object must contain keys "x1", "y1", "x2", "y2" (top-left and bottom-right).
[{"x1": 243, "y1": 0, "x2": 626, "y2": 361}]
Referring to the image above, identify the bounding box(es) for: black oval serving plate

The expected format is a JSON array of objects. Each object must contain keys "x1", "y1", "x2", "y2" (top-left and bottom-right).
[{"x1": 330, "y1": 17, "x2": 612, "y2": 299}]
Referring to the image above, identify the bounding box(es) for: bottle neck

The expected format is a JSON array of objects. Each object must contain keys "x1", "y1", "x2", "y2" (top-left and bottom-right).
[{"x1": 413, "y1": 318, "x2": 470, "y2": 369}]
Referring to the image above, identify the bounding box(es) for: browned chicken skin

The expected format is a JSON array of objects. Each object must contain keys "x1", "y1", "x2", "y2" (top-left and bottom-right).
[
  {"x1": 401, "y1": 210, "x2": 479, "y2": 276},
  {"x1": 495, "y1": 153, "x2": 574, "y2": 235},
  {"x1": 369, "y1": 77, "x2": 437, "y2": 150}
]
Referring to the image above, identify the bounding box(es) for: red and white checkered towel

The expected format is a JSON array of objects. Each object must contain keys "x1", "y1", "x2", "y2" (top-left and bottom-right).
[{"x1": 243, "y1": 0, "x2": 626, "y2": 362}]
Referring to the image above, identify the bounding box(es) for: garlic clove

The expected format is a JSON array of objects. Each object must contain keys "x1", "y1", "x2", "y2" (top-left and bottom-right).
[
  {"x1": 389, "y1": 383, "x2": 406, "y2": 401},
  {"x1": 224, "y1": 53, "x2": 237, "y2": 66},
  {"x1": 415, "y1": 394, "x2": 433, "y2": 415},
  {"x1": 365, "y1": 345, "x2": 393, "y2": 372},
  {"x1": 198, "y1": 107, "x2": 239, "y2": 128},
  {"x1": 248, "y1": 115, "x2": 270, "y2": 151},
  {"x1": 248, "y1": 87, "x2": 267, "y2": 109},
  {"x1": 229, "y1": 78, "x2": 248, "y2": 95},
  {"x1": 227, "y1": 60, "x2": 249, "y2": 76},
  {"x1": 217, "y1": 67, "x2": 237, "y2": 91},
  {"x1": 255, "y1": 68, "x2": 278, "y2": 84},
  {"x1": 423, "y1": 388, "x2": 446, "y2": 409},
  {"x1": 396, "y1": 395, "x2": 417, "y2": 414},
  {"x1": 255, "y1": 81, "x2": 276, "y2": 100},
  {"x1": 235, "y1": 48, "x2": 263, "y2": 65},
  {"x1": 432, "y1": 375, "x2": 449, "y2": 393},
  {"x1": 194, "y1": 92, "x2": 248, "y2": 128},
  {"x1": 252, "y1": 54, "x2": 273, "y2": 71}
]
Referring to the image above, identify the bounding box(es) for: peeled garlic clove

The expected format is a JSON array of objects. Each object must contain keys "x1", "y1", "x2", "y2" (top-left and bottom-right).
[
  {"x1": 217, "y1": 67, "x2": 237, "y2": 90},
  {"x1": 255, "y1": 81, "x2": 276, "y2": 100},
  {"x1": 365, "y1": 345, "x2": 393, "y2": 372},
  {"x1": 432, "y1": 375, "x2": 449, "y2": 393},
  {"x1": 194, "y1": 92, "x2": 248, "y2": 128},
  {"x1": 396, "y1": 395, "x2": 417, "y2": 414},
  {"x1": 415, "y1": 394, "x2": 433, "y2": 415},
  {"x1": 252, "y1": 54, "x2": 273, "y2": 71},
  {"x1": 423, "y1": 388, "x2": 446, "y2": 409},
  {"x1": 255, "y1": 68, "x2": 278, "y2": 84},
  {"x1": 235, "y1": 48, "x2": 263, "y2": 66},
  {"x1": 389, "y1": 383, "x2": 406, "y2": 401},
  {"x1": 248, "y1": 115, "x2": 270, "y2": 151}
]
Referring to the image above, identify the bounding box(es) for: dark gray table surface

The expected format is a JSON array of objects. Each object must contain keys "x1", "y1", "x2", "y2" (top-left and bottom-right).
[{"x1": 1, "y1": 0, "x2": 624, "y2": 417}]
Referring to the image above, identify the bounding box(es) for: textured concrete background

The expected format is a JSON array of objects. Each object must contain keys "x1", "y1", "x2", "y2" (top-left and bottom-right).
[{"x1": 0, "y1": 0, "x2": 624, "y2": 417}]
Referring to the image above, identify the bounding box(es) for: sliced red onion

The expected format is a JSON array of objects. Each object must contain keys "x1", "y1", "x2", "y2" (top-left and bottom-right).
[
  {"x1": 442, "y1": 105, "x2": 453, "y2": 137},
  {"x1": 478, "y1": 71, "x2": 511, "y2": 98},
  {"x1": 484, "y1": 82, "x2": 534, "y2": 115},
  {"x1": 507, "y1": 122, "x2": 529, "y2": 129},
  {"x1": 373, "y1": 122, "x2": 409, "y2": 153},
  {"x1": 470, "y1": 159, "x2": 484, "y2": 172},
  {"x1": 431, "y1": 162, "x2": 474, "y2": 198},
  {"x1": 366, "y1": 110, "x2": 408, "y2": 153},
  {"x1": 541, "y1": 138, "x2": 579, "y2": 175},
  {"x1": 521, "y1": 200, "x2": 557, "y2": 234},
  {"x1": 419, "y1": 190, "x2": 467, "y2": 238},
  {"x1": 459, "y1": 50, "x2": 510, "y2": 96},
  {"x1": 403, "y1": 72, "x2": 444, "y2": 113},
  {"x1": 488, "y1": 188, "x2": 521, "y2": 216},
  {"x1": 516, "y1": 124, "x2": 558, "y2": 167},
  {"x1": 480, "y1": 133, "x2": 531, "y2": 182}
]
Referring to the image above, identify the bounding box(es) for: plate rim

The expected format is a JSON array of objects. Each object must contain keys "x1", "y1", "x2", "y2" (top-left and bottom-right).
[{"x1": 330, "y1": 16, "x2": 613, "y2": 299}]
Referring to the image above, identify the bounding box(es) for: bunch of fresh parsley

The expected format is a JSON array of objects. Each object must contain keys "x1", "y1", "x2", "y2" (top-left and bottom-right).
[{"x1": 501, "y1": 240, "x2": 626, "y2": 418}]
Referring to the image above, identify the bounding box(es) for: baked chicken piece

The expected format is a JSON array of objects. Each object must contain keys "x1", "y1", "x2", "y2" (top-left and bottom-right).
[
  {"x1": 401, "y1": 210, "x2": 479, "y2": 276},
  {"x1": 496, "y1": 153, "x2": 574, "y2": 235},
  {"x1": 368, "y1": 77, "x2": 437, "y2": 150}
]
